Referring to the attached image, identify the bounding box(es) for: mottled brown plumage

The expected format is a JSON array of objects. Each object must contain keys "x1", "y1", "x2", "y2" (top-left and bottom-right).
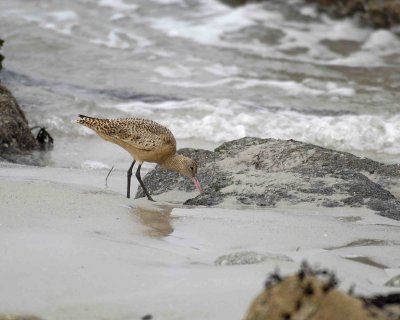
[{"x1": 77, "y1": 115, "x2": 203, "y2": 200}]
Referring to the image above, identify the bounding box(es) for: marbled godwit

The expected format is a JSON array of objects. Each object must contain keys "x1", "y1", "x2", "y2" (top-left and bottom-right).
[{"x1": 77, "y1": 115, "x2": 203, "y2": 201}]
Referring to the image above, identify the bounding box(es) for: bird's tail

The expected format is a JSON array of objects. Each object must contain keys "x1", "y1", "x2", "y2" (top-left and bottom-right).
[{"x1": 76, "y1": 114, "x2": 104, "y2": 130}]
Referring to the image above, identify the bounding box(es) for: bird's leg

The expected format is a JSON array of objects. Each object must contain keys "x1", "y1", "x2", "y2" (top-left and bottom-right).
[
  {"x1": 135, "y1": 164, "x2": 155, "y2": 202},
  {"x1": 127, "y1": 160, "x2": 136, "y2": 199}
]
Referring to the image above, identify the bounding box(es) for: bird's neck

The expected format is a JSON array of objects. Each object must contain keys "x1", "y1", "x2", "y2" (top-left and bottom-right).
[{"x1": 161, "y1": 154, "x2": 185, "y2": 173}]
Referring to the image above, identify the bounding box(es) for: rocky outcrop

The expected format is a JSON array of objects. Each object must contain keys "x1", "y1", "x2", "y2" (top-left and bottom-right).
[
  {"x1": 244, "y1": 264, "x2": 400, "y2": 320},
  {"x1": 136, "y1": 137, "x2": 400, "y2": 220},
  {"x1": 218, "y1": 0, "x2": 400, "y2": 28},
  {"x1": 305, "y1": 0, "x2": 400, "y2": 28},
  {"x1": 0, "y1": 84, "x2": 38, "y2": 154}
]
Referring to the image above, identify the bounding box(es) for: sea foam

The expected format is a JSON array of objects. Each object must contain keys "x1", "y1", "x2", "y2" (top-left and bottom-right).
[
  {"x1": 113, "y1": 99, "x2": 400, "y2": 156},
  {"x1": 81, "y1": 160, "x2": 111, "y2": 170},
  {"x1": 147, "y1": 1, "x2": 397, "y2": 67}
]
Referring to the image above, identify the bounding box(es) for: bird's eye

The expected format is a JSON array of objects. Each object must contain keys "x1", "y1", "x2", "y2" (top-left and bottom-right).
[{"x1": 190, "y1": 167, "x2": 195, "y2": 171}]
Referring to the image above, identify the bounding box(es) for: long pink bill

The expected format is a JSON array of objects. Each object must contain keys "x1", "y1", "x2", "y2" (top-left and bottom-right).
[{"x1": 191, "y1": 176, "x2": 204, "y2": 193}]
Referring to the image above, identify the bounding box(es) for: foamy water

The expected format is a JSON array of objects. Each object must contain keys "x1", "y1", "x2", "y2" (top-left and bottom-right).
[{"x1": 0, "y1": 0, "x2": 399, "y2": 168}]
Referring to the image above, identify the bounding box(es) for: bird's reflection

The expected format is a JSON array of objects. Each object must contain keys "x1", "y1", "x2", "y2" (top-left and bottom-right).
[{"x1": 132, "y1": 205, "x2": 174, "y2": 238}]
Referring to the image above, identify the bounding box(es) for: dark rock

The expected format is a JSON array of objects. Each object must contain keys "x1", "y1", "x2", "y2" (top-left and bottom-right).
[
  {"x1": 0, "y1": 38, "x2": 4, "y2": 70},
  {"x1": 219, "y1": 0, "x2": 400, "y2": 28},
  {"x1": 136, "y1": 137, "x2": 400, "y2": 219},
  {"x1": 0, "y1": 84, "x2": 38, "y2": 154},
  {"x1": 217, "y1": 0, "x2": 255, "y2": 7},
  {"x1": 306, "y1": 0, "x2": 400, "y2": 28}
]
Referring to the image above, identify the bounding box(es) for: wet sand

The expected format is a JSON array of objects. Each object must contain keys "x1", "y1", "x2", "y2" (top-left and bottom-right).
[{"x1": 1, "y1": 162, "x2": 399, "y2": 319}]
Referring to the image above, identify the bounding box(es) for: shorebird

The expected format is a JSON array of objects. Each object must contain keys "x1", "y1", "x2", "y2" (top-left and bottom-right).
[{"x1": 77, "y1": 115, "x2": 203, "y2": 201}]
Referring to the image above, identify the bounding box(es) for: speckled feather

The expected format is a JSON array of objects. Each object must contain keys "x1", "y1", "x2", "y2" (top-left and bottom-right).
[{"x1": 77, "y1": 115, "x2": 176, "y2": 152}]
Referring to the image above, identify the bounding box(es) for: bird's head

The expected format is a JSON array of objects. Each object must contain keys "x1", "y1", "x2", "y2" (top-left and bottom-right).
[{"x1": 164, "y1": 154, "x2": 204, "y2": 193}]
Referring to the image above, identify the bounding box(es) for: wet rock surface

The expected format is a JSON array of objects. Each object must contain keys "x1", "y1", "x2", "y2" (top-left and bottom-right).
[
  {"x1": 136, "y1": 137, "x2": 400, "y2": 220},
  {"x1": 0, "y1": 84, "x2": 37, "y2": 155}
]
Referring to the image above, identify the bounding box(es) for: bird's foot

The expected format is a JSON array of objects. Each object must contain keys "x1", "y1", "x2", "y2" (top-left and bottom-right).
[{"x1": 147, "y1": 196, "x2": 156, "y2": 202}]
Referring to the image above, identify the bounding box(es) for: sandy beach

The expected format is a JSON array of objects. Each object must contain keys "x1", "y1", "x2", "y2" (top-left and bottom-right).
[{"x1": 1, "y1": 162, "x2": 399, "y2": 319}]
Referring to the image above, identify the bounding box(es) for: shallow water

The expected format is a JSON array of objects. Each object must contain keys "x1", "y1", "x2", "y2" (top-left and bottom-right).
[{"x1": 0, "y1": 0, "x2": 400, "y2": 171}]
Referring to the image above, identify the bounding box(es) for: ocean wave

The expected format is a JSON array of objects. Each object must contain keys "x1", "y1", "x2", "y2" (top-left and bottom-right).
[
  {"x1": 113, "y1": 99, "x2": 400, "y2": 155},
  {"x1": 5, "y1": 0, "x2": 398, "y2": 68},
  {"x1": 154, "y1": 77, "x2": 355, "y2": 97},
  {"x1": 147, "y1": 1, "x2": 399, "y2": 67}
]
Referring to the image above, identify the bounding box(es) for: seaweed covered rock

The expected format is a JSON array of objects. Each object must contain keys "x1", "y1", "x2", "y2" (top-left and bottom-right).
[
  {"x1": 0, "y1": 84, "x2": 38, "y2": 154},
  {"x1": 244, "y1": 264, "x2": 400, "y2": 320},
  {"x1": 136, "y1": 137, "x2": 400, "y2": 219}
]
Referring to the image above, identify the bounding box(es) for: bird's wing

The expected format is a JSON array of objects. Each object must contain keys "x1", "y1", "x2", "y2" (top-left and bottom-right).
[{"x1": 110, "y1": 118, "x2": 176, "y2": 151}]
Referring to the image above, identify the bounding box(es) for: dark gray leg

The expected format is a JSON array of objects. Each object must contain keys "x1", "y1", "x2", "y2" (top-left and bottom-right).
[
  {"x1": 136, "y1": 164, "x2": 155, "y2": 201},
  {"x1": 127, "y1": 160, "x2": 136, "y2": 198}
]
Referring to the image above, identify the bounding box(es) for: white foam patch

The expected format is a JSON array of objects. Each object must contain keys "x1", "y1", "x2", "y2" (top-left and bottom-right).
[
  {"x1": 124, "y1": 31, "x2": 153, "y2": 48},
  {"x1": 261, "y1": 111, "x2": 400, "y2": 155},
  {"x1": 110, "y1": 12, "x2": 126, "y2": 21},
  {"x1": 81, "y1": 160, "x2": 111, "y2": 170},
  {"x1": 235, "y1": 79, "x2": 354, "y2": 96},
  {"x1": 90, "y1": 27, "x2": 152, "y2": 49},
  {"x1": 148, "y1": 4, "x2": 276, "y2": 44},
  {"x1": 158, "y1": 78, "x2": 234, "y2": 88},
  {"x1": 47, "y1": 10, "x2": 79, "y2": 21},
  {"x1": 158, "y1": 77, "x2": 355, "y2": 97},
  {"x1": 299, "y1": 5, "x2": 318, "y2": 18},
  {"x1": 362, "y1": 29, "x2": 400, "y2": 53},
  {"x1": 155, "y1": 65, "x2": 193, "y2": 78},
  {"x1": 204, "y1": 64, "x2": 240, "y2": 77},
  {"x1": 99, "y1": 0, "x2": 138, "y2": 11},
  {"x1": 91, "y1": 31, "x2": 130, "y2": 49}
]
